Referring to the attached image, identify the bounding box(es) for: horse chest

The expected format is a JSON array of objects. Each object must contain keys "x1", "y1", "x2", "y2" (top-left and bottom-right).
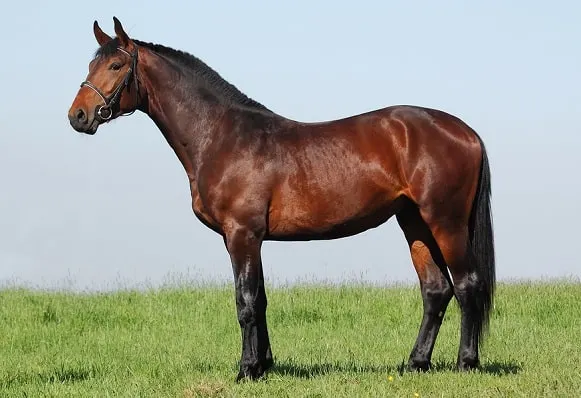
[{"x1": 191, "y1": 193, "x2": 221, "y2": 233}]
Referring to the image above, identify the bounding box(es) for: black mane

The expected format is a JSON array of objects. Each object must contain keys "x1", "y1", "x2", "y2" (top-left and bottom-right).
[{"x1": 95, "y1": 38, "x2": 270, "y2": 112}]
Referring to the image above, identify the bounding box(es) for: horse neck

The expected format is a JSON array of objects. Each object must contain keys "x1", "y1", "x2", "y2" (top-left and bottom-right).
[{"x1": 136, "y1": 48, "x2": 229, "y2": 182}]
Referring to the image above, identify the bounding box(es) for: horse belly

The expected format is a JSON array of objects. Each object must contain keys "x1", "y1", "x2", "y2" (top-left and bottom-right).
[{"x1": 267, "y1": 175, "x2": 401, "y2": 241}]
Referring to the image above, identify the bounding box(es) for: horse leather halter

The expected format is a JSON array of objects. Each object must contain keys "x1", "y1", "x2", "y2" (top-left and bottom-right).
[{"x1": 80, "y1": 47, "x2": 139, "y2": 121}]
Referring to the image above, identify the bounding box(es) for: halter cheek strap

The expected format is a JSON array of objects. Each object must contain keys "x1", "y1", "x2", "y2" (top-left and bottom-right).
[{"x1": 80, "y1": 47, "x2": 139, "y2": 122}]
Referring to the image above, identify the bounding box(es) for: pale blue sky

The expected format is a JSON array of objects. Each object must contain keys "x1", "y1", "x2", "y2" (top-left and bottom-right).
[{"x1": 0, "y1": 1, "x2": 579, "y2": 291}]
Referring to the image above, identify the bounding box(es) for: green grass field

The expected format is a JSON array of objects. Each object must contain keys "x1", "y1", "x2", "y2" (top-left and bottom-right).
[{"x1": 0, "y1": 281, "x2": 579, "y2": 397}]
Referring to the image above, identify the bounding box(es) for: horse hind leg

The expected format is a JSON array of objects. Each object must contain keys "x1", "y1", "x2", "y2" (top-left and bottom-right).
[
  {"x1": 396, "y1": 203, "x2": 454, "y2": 371},
  {"x1": 422, "y1": 212, "x2": 489, "y2": 371}
]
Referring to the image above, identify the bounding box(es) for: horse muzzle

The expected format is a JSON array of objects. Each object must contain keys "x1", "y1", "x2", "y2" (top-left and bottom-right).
[{"x1": 68, "y1": 106, "x2": 100, "y2": 135}]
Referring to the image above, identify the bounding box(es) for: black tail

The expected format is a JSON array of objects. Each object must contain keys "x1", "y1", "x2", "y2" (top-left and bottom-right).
[{"x1": 469, "y1": 135, "x2": 496, "y2": 339}]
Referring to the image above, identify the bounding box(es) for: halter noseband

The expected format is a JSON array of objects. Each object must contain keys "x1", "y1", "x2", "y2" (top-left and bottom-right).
[{"x1": 80, "y1": 47, "x2": 139, "y2": 121}]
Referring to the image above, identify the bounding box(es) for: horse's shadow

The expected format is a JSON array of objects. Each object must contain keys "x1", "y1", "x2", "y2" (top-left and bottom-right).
[{"x1": 269, "y1": 359, "x2": 522, "y2": 379}]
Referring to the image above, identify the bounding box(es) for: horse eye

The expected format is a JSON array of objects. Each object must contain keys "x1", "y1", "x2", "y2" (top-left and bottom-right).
[{"x1": 110, "y1": 63, "x2": 122, "y2": 71}]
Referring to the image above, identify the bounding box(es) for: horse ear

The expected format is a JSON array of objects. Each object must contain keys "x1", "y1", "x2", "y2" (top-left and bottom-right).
[
  {"x1": 93, "y1": 21, "x2": 112, "y2": 46},
  {"x1": 113, "y1": 16, "x2": 130, "y2": 47}
]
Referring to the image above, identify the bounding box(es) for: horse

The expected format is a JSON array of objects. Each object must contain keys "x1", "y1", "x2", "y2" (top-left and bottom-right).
[{"x1": 68, "y1": 17, "x2": 495, "y2": 382}]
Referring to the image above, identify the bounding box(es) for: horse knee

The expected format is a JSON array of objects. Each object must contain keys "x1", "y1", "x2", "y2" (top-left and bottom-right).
[
  {"x1": 237, "y1": 305, "x2": 255, "y2": 326},
  {"x1": 236, "y1": 284, "x2": 267, "y2": 327}
]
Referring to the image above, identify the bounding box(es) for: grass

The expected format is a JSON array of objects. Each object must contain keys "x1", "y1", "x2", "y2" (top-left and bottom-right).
[{"x1": 0, "y1": 281, "x2": 579, "y2": 397}]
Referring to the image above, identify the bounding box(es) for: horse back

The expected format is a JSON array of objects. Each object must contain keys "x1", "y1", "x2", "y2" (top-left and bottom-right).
[{"x1": 266, "y1": 105, "x2": 482, "y2": 239}]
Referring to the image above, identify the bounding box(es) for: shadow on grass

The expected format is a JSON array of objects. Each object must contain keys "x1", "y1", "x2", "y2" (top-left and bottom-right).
[
  {"x1": 270, "y1": 360, "x2": 394, "y2": 379},
  {"x1": 39, "y1": 365, "x2": 96, "y2": 384},
  {"x1": 270, "y1": 358, "x2": 522, "y2": 379},
  {"x1": 430, "y1": 360, "x2": 522, "y2": 376},
  {"x1": 1, "y1": 364, "x2": 99, "y2": 388}
]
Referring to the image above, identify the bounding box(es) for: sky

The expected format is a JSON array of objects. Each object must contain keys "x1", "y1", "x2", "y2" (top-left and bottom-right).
[{"x1": 0, "y1": 1, "x2": 579, "y2": 291}]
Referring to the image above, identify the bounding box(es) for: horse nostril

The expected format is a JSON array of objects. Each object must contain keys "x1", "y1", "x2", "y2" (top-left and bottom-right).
[{"x1": 76, "y1": 108, "x2": 87, "y2": 123}]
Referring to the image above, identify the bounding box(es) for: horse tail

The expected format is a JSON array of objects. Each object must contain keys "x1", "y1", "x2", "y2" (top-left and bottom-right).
[{"x1": 469, "y1": 134, "x2": 496, "y2": 338}]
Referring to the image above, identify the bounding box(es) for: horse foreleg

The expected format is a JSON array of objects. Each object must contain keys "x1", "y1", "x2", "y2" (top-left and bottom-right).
[{"x1": 224, "y1": 222, "x2": 273, "y2": 382}]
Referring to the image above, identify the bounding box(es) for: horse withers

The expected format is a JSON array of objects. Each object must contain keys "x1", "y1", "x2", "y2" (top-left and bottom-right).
[{"x1": 68, "y1": 17, "x2": 495, "y2": 381}]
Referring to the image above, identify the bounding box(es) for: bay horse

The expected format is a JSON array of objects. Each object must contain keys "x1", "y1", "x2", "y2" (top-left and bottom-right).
[{"x1": 68, "y1": 17, "x2": 495, "y2": 381}]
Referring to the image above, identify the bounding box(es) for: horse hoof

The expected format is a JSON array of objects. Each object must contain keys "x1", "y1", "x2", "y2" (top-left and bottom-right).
[
  {"x1": 457, "y1": 356, "x2": 479, "y2": 371},
  {"x1": 235, "y1": 370, "x2": 249, "y2": 383},
  {"x1": 407, "y1": 358, "x2": 431, "y2": 372},
  {"x1": 235, "y1": 363, "x2": 267, "y2": 383}
]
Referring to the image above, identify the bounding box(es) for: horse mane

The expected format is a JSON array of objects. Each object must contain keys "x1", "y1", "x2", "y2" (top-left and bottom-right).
[{"x1": 95, "y1": 38, "x2": 271, "y2": 113}]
